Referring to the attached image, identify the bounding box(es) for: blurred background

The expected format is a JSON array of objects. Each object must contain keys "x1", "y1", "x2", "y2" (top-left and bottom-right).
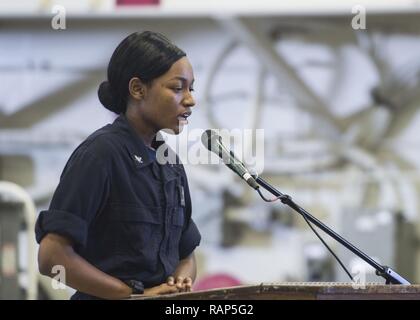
[{"x1": 1, "y1": 0, "x2": 420, "y2": 299}]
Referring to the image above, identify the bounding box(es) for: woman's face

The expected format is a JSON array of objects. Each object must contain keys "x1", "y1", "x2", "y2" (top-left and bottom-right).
[{"x1": 140, "y1": 56, "x2": 196, "y2": 135}]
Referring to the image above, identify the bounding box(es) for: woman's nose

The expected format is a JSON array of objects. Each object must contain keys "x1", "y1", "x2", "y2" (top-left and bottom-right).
[{"x1": 183, "y1": 91, "x2": 195, "y2": 108}]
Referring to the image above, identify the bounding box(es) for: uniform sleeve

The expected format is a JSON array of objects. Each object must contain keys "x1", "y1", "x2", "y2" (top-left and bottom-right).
[
  {"x1": 178, "y1": 219, "x2": 201, "y2": 260},
  {"x1": 178, "y1": 173, "x2": 201, "y2": 259},
  {"x1": 35, "y1": 146, "x2": 110, "y2": 248}
]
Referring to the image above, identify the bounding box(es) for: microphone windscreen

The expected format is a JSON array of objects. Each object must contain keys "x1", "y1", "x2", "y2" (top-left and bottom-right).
[{"x1": 201, "y1": 129, "x2": 218, "y2": 151}]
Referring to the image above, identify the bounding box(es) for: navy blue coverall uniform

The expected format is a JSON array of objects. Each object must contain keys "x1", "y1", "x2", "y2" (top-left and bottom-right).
[{"x1": 35, "y1": 115, "x2": 201, "y2": 299}]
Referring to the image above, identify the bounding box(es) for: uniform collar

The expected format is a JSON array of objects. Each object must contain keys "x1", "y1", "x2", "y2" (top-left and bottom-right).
[
  {"x1": 112, "y1": 115, "x2": 184, "y2": 182},
  {"x1": 112, "y1": 114, "x2": 167, "y2": 168}
]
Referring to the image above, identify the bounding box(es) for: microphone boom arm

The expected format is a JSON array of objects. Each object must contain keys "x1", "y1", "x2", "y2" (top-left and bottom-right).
[{"x1": 253, "y1": 174, "x2": 410, "y2": 285}]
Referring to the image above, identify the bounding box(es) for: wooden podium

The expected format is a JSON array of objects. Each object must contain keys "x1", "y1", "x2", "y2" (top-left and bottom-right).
[{"x1": 131, "y1": 282, "x2": 420, "y2": 300}]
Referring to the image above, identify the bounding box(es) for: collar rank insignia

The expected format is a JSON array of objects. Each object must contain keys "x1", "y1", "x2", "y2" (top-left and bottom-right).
[{"x1": 134, "y1": 155, "x2": 143, "y2": 164}]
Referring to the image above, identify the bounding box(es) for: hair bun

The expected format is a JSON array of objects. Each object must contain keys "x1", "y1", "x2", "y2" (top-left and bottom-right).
[{"x1": 98, "y1": 81, "x2": 121, "y2": 114}]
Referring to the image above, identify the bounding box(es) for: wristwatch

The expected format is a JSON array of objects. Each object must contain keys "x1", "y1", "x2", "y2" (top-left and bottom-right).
[{"x1": 124, "y1": 280, "x2": 144, "y2": 295}]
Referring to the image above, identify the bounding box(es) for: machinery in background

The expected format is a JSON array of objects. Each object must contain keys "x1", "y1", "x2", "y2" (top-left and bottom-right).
[{"x1": 0, "y1": 182, "x2": 37, "y2": 299}]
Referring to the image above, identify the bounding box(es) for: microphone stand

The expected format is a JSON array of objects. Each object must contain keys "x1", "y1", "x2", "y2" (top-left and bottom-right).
[{"x1": 253, "y1": 174, "x2": 410, "y2": 285}]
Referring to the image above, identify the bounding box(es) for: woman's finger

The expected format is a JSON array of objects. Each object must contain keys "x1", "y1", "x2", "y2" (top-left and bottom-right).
[{"x1": 184, "y1": 277, "x2": 193, "y2": 291}]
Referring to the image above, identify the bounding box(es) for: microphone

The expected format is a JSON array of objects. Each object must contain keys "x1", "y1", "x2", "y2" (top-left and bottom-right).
[{"x1": 201, "y1": 129, "x2": 259, "y2": 190}]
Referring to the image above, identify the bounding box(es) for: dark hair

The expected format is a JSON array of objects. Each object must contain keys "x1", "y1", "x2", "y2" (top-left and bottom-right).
[{"x1": 98, "y1": 31, "x2": 186, "y2": 114}]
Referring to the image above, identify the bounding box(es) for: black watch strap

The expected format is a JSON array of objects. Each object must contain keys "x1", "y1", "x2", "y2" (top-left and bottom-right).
[{"x1": 124, "y1": 280, "x2": 144, "y2": 294}]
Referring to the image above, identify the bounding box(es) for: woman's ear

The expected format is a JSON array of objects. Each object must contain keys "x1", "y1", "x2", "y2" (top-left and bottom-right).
[{"x1": 128, "y1": 77, "x2": 146, "y2": 101}]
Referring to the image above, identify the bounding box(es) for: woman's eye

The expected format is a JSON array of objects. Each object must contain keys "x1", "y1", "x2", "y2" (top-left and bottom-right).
[
  {"x1": 173, "y1": 87, "x2": 183, "y2": 92},
  {"x1": 189, "y1": 88, "x2": 195, "y2": 92}
]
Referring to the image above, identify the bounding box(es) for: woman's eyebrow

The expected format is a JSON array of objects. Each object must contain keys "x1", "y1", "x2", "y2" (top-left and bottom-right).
[{"x1": 168, "y1": 76, "x2": 195, "y2": 84}]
